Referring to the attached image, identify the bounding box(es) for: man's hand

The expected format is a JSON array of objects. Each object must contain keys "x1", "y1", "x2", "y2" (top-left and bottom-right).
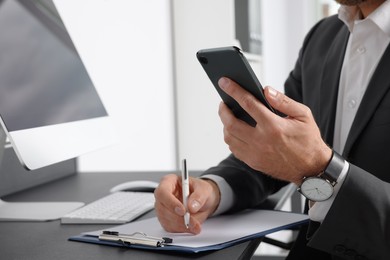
[
  {"x1": 154, "y1": 174, "x2": 220, "y2": 234},
  {"x1": 218, "y1": 77, "x2": 332, "y2": 184}
]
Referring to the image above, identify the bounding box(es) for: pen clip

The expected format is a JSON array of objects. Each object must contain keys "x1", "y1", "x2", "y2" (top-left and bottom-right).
[
  {"x1": 182, "y1": 159, "x2": 188, "y2": 180},
  {"x1": 99, "y1": 231, "x2": 173, "y2": 247}
]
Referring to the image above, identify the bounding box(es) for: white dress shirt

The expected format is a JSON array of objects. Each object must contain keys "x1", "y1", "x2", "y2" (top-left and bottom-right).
[
  {"x1": 204, "y1": 1, "x2": 390, "y2": 221},
  {"x1": 310, "y1": 1, "x2": 390, "y2": 222}
]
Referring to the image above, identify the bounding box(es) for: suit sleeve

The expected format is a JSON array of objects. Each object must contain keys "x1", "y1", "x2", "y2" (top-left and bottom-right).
[
  {"x1": 201, "y1": 154, "x2": 287, "y2": 213},
  {"x1": 284, "y1": 16, "x2": 390, "y2": 259},
  {"x1": 308, "y1": 165, "x2": 390, "y2": 259}
]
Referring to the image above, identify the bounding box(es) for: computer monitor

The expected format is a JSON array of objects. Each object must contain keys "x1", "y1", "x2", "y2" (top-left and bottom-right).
[{"x1": 0, "y1": 0, "x2": 117, "y2": 220}]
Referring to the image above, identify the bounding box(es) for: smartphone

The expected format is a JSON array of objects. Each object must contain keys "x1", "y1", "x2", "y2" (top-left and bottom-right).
[{"x1": 197, "y1": 46, "x2": 274, "y2": 127}]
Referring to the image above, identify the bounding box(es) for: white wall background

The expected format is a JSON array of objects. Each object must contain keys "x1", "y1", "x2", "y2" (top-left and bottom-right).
[
  {"x1": 54, "y1": 0, "x2": 177, "y2": 172},
  {"x1": 172, "y1": 0, "x2": 235, "y2": 170},
  {"x1": 262, "y1": 0, "x2": 317, "y2": 92}
]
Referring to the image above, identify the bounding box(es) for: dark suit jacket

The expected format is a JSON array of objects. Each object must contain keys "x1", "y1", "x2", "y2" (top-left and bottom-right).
[{"x1": 202, "y1": 14, "x2": 390, "y2": 260}]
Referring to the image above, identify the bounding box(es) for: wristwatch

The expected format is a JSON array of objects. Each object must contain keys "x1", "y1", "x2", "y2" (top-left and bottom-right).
[{"x1": 298, "y1": 151, "x2": 345, "y2": 202}]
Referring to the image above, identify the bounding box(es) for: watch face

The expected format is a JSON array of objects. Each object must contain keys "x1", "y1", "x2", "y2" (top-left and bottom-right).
[{"x1": 300, "y1": 177, "x2": 333, "y2": 201}]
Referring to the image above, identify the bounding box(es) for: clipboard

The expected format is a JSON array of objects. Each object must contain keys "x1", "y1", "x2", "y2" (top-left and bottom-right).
[{"x1": 69, "y1": 210, "x2": 308, "y2": 253}]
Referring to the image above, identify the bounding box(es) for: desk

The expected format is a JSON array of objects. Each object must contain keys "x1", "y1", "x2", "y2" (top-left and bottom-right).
[{"x1": 0, "y1": 171, "x2": 270, "y2": 260}]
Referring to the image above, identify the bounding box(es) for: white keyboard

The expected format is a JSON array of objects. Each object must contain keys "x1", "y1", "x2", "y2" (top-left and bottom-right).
[{"x1": 61, "y1": 192, "x2": 155, "y2": 224}]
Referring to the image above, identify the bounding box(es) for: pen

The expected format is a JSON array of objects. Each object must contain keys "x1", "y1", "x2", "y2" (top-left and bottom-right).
[{"x1": 181, "y1": 159, "x2": 190, "y2": 229}]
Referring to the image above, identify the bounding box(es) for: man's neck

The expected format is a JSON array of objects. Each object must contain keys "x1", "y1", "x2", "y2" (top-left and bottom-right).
[{"x1": 358, "y1": 0, "x2": 386, "y2": 18}]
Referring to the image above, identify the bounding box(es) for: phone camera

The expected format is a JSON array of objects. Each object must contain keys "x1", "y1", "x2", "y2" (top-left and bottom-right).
[{"x1": 198, "y1": 56, "x2": 208, "y2": 65}]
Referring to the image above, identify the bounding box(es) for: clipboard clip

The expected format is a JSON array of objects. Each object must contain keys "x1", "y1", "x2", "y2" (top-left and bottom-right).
[{"x1": 99, "y1": 231, "x2": 173, "y2": 247}]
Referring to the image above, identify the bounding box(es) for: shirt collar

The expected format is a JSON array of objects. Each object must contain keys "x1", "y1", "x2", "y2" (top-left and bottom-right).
[
  {"x1": 338, "y1": 1, "x2": 390, "y2": 37},
  {"x1": 338, "y1": 5, "x2": 361, "y2": 32}
]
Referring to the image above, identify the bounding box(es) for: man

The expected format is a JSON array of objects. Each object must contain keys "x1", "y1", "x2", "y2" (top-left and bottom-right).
[{"x1": 154, "y1": 0, "x2": 390, "y2": 259}]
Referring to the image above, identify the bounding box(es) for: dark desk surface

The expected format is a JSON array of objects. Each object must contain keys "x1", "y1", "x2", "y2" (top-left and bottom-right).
[{"x1": 0, "y1": 171, "x2": 262, "y2": 260}]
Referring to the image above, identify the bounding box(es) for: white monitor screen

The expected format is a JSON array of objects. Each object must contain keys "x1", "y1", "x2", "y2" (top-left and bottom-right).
[{"x1": 0, "y1": 0, "x2": 116, "y2": 170}]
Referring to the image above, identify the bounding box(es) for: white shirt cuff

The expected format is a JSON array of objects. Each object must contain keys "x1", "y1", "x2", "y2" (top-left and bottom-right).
[
  {"x1": 308, "y1": 161, "x2": 350, "y2": 222},
  {"x1": 200, "y1": 174, "x2": 234, "y2": 216}
]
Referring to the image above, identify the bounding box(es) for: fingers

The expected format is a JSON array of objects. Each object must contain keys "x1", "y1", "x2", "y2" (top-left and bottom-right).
[
  {"x1": 188, "y1": 178, "x2": 220, "y2": 216},
  {"x1": 154, "y1": 198, "x2": 202, "y2": 234},
  {"x1": 154, "y1": 174, "x2": 193, "y2": 233},
  {"x1": 218, "y1": 77, "x2": 274, "y2": 125},
  {"x1": 154, "y1": 175, "x2": 219, "y2": 235},
  {"x1": 154, "y1": 174, "x2": 184, "y2": 214},
  {"x1": 218, "y1": 77, "x2": 313, "y2": 127},
  {"x1": 218, "y1": 102, "x2": 251, "y2": 145},
  {"x1": 264, "y1": 86, "x2": 312, "y2": 121}
]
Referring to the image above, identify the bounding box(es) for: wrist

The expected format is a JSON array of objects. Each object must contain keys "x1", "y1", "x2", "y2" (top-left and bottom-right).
[
  {"x1": 296, "y1": 146, "x2": 333, "y2": 185},
  {"x1": 203, "y1": 179, "x2": 221, "y2": 216},
  {"x1": 315, "y1": 145, "x2": 334, "y2": 176}
]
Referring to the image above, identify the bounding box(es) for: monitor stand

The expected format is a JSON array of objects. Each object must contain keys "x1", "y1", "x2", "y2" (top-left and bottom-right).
[{"x1": 0, "y1": 127, "x2": 84, "y2": 221}]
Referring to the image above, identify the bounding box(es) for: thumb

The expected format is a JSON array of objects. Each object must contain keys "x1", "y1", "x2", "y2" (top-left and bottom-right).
[
  {"x1": 264, "y1": 86, "x2": 308, "y2": 120},
  {"x1": 187, "y1": 179, "x2": 210, "y2": 214}
]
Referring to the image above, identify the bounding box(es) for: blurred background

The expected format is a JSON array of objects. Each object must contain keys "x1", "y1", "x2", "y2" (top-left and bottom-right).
[{"x1": 63, "y1": 0, "x2": 339, "y2": 173}]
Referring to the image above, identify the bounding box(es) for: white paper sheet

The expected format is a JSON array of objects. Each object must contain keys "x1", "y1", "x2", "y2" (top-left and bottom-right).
[{"x1": 85, "y1": 210, "x2": 308, "y2": 248}]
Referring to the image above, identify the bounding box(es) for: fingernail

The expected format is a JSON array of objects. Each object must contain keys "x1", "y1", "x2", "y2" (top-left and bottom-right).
[
  {"x1": 175, "y1": 206, "x2": 184, "y2": 215},
  {"x1": 267, "y1": 87, "x2": 278, "y2": 98},
  {"x1": 191, "y1": 200, "x2": 201, "y2": 211},
  {"x1": 218, "y1": 77, "x2": 230, "y2": 90}
]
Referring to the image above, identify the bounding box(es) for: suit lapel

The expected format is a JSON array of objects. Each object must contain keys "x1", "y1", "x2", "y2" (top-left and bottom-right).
[
  {"x1": 343, "y1": 43, "x2": 390, "y2": 156},
  {"x1": 319, "y1": 26, "x2": 350, "y2": 145}
]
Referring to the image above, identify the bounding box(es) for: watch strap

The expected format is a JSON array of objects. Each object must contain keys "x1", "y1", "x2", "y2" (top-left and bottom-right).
[{"x1": 320, "y1": 151, "x2": 345, "y2": 186}]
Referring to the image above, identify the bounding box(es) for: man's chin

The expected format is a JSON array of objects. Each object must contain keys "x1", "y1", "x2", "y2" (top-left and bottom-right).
[{"x1": 334, "y1": 0, "x2": 367, "y2": 6}]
